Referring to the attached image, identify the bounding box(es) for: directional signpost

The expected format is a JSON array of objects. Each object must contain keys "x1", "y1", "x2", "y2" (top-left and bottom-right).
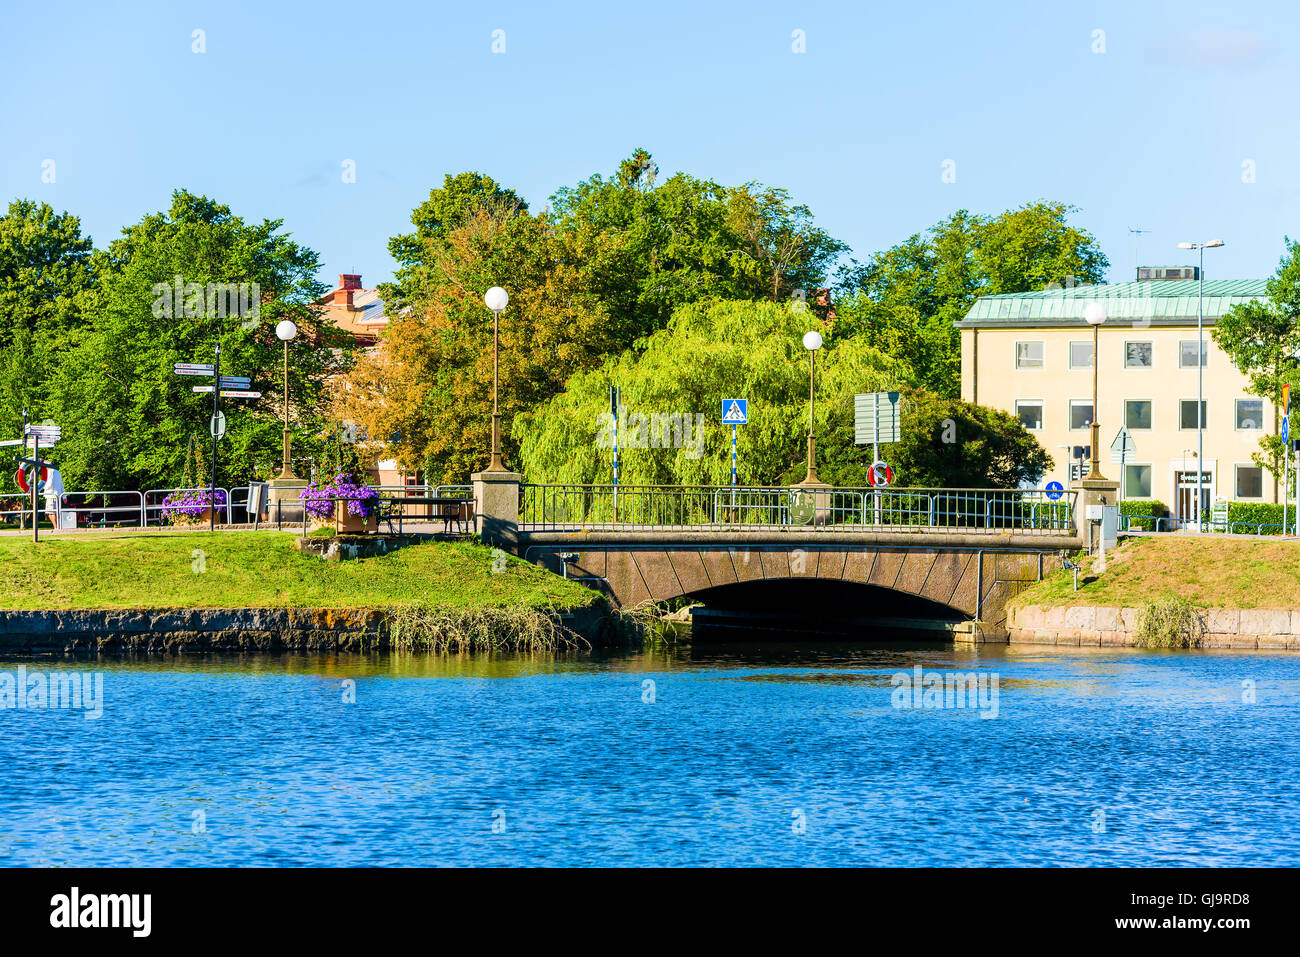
[
  {"x1": 174, "y1": 352, "x2": 258, "y2": 530},
  {"x1": 1285, "y1": 384, "x2": 1291, "y2": 536},
  {"x1": 722, "y1": 399, "x2": 748, "y2": 487}
]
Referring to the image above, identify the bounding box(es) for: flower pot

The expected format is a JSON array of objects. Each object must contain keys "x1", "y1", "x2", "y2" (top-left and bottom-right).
[{"x1": 334, "y1": 501, "x2": 378, "y2": 535}]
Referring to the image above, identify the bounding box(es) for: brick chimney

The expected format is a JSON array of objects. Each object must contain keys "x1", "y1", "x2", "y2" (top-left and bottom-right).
[{"x1": 333, "y1": 273, "x2": 362, "y2": 306}]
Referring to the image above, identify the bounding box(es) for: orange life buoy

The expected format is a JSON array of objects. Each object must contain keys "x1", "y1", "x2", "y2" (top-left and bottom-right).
[{"x1": 15, "y1": 464, "x2": 47, "y2": 494}]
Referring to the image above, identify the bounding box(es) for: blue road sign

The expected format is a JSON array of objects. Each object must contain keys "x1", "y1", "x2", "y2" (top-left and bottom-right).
[
  {"x1": 1284, "y1": 415, "x2": 1290, "y2": 446},
  {"x1": 721, "y1": 398, "x2": 748, "y2": 425},
  {"x1": 1045, "y1": 481, "x2": 1065, "y2": 501}
]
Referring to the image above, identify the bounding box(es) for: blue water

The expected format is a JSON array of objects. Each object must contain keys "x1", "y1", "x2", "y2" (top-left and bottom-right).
[{"x1": 2, "y1": 643, "x2": 1298, "y2": 866}]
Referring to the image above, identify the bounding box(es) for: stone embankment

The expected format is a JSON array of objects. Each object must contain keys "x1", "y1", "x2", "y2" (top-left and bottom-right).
[{"x1": 1008, "y1": 605, "x2": 1300, "y2": 650}]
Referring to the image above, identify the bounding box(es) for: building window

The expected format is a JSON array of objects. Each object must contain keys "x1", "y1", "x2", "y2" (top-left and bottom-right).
[
  {"x1": 1235, "y1": 465, "x2": 1263, "y2": 499},
  {"x1": 1068, "y1": 341, "x2": 1093, "y2": 369},
  {"x1": 1070, "y1": 400, "x2": 1094, "y2": 430},
  {"x1": 1125, "y1": 464, "x2": 1153, "y2": 498},
  {"x1": 1016, "y1": 400, "x2": 1044, "y2": 431},
  {"x1": 1180, "y1": 399, "x2": 1207, "y2": 430},
  {"x1": 1125, "y1": 400, "x2": 1152, "y2": 430},
  {"x1": 1179, "y1": 340, "x2": 1208, "y2": 368},
  {"x1": 1125, "y1": 341, "x2": 1153, "y2": 368},
  {"x1": 1016, "y1": 341, "x2": 1044, "y2": 369},
  {"x1": 1235, "y1": 398, "x2": 1264, "y2": 430}
]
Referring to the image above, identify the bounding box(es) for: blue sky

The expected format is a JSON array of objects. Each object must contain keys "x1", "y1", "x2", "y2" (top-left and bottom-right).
[{"x1": 3, "y1": 0, "x2": 1295, "y2": 288}]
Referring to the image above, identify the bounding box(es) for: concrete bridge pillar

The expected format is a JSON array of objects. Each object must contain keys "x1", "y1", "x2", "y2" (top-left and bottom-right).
[
  {"x1": 472, "y1": 470, "x2": 522, "y2": 549},
  {"x1": 1077, "y1": 477, "x2": 1119, "y2": 553}
]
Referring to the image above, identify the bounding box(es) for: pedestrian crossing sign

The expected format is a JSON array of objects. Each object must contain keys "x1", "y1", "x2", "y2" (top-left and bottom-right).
[{"x1": 722, "y1": 399, "x2": 748, "y2": 425}]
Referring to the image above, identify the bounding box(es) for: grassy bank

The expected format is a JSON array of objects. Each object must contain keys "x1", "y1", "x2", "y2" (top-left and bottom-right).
[
  {"x1": 0, "y1": 531, "x2": 599, "y2": 614},
  {"x1": 1011, "y1": 535, "x2": 1300, "y2": 609}
]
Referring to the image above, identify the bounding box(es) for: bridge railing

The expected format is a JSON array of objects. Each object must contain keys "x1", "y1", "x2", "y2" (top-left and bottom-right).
[{"x1": 519, "y1": 484, "x2": 1077, "y2": 534}]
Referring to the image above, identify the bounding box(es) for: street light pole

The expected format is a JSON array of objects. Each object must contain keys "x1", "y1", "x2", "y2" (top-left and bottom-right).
[
  {"x1": 274, "y1": 320, "x2": 299, "y2": 480},
  {"x1": 1084, "y1": 303, "x2": 1107, "y2": 481},
  {"x1": 800, "y1": 330, "x2": 823, "y2": 485},
  {"x1": 1178, "y1": 240, "x2": 1224, "y2": 530},
  {"x1": 483, "y1": 286, "x2": 509, "y2": 471}
]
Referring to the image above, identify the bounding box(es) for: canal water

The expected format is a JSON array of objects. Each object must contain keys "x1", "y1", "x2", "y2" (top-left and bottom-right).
[{"x1": 2, "y1": 641, "x2": 1298, "y2": 866}]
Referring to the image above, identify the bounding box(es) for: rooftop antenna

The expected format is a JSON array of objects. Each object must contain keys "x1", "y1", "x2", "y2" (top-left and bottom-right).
[{"x1": 1129, "y1": 226, "x2": 1153, "y2": 278}]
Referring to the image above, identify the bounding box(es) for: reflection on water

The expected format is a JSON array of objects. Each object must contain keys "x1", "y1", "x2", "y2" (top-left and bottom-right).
[{"x1": 1, "y1": 638, "x2": 1298, "y2": 866}]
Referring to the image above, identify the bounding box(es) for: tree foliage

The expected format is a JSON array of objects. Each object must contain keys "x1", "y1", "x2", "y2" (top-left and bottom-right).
[
  {"x1": 835, "y1": 201, "x2": 1108, "y2": 394},
  {"x1": 47, "y1": 191, "x2": 349, "y2": 491}
]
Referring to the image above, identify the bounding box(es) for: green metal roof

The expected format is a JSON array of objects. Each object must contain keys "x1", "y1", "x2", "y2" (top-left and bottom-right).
[{"x1": 958, "y1": 279, "x2": 1268, "y2": 326}]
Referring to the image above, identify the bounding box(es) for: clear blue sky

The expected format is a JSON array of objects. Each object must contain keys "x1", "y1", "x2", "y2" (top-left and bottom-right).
[{"x1": 4, "y1": 0, "x2": 1295, "y2": 288}]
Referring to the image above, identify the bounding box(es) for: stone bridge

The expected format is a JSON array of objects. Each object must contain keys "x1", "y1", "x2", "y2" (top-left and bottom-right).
[{"x1": 471, "y1": 472, "x2": 1099, "y2": 641}]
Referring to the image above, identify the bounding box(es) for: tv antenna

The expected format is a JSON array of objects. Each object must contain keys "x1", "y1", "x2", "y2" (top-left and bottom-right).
[{"x1": 1129, "y1": 226, "x2": 1153, "y2": 277}]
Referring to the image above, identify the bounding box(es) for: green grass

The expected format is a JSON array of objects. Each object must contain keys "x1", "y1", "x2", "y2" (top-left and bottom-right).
[
  {"x1": 1012, "y1": 535, "x2": 1300, "y2": 609},
  {"x1": 0, "y1": 531, "x2": 600, "y2": 612}
]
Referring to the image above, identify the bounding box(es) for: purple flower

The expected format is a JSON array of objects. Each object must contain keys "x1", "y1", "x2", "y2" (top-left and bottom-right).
[
  {"x1": 160, "y1": 488, "x2": 228, "y2": 521},
  {"x1": 301, "y1": 473, "x2": 379, "y2": 520}
]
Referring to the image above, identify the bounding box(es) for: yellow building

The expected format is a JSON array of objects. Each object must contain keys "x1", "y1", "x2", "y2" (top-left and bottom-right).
[{"x1": 957, "y1": 276, "x2": 1276, "y2": 521}]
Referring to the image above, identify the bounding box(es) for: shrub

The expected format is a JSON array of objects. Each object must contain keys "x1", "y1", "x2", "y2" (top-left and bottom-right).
[
  {"x1": 1225, "y1": 501, "x2": 1294, "y2": 534},
  {"x1": 1135, "y1": 595, "x2": 1205, "y2": 649},
  {"x1": 1120, "y1": 499, "x2": 1168, "y2": 532}
]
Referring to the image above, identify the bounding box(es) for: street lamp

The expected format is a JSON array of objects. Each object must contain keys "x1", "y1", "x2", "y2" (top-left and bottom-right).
[
  {"x1": 1177, "y1": 239, "x2": 1225, "y2": 529},
  {"x1": 1083, "y1": 302, "x2": 1107, "y2": 481},
  {"x1": 799, "y1": 330, "x2": 823, "y2": 485},
  {"x1": 484, "y1": 286, "x2": 509, "y2": 472},
  {"x1": 274, "y1": 319, "x2": 298, "y2": 481}
]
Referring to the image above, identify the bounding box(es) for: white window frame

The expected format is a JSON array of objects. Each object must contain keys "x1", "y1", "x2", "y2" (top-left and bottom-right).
[
  {"x1": 1123, "y1": 463, "x2": 1154, "y2": 499},
  {"x1": 1069, "y1": 399, "x2": 1094, "y2": 432},
  {"x1": 1015, "y1": 340, "x2": 1045, "y2": 370},
  {"x1": 1123, "y1": 398, "x2": 1154, "y2": 431},
  {"x1": 1179, "y1": 397, "x2": 1207, "y2": 431},
  {"x1": 1234, "y1": 463, "x2": 1264, "y2": 500},
  {"x1": 1124, "y1": 340, "x2": 1154, "y2": 369},
  {"x1": 1179, "y1": 339, "x2": 1209, "y2": 369},
  {"x1": 1015, "y1": 399, "x2": 1045, "y2": 432},
  {"x1": 1234, "y1": 398, "x2": 1265, "y2": 431},
  {"x1": 1068, "y1": 340, "x2": 1094, "y2": 370}
]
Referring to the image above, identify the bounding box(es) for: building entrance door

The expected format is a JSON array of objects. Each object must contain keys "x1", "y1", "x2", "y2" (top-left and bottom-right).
[{"x1": 1175, "y1": 470, "x2": 1212, "y2": 525}]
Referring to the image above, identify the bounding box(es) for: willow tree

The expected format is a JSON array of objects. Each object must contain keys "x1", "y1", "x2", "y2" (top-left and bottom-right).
[{"x1": 514, "y1": 299, "x2": 900, "y2": 488}]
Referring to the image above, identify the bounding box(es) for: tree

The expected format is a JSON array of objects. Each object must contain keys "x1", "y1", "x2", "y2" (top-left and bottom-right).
[
  {"x1": 515, "y1": 299, "x2": 900, "y2": 487},
  {"x1": 48, "y1": 191, "x2": 349, "y2": 491},
  {"x1": 0, "y1": 200, "x2": 95, "y2": 490},
  {"x1": 1212, "y1": 237, "x2": 1300, "y2": 490},
  {"x1": 835, "y1": 201, "x2": 1109, "y2": 395}
]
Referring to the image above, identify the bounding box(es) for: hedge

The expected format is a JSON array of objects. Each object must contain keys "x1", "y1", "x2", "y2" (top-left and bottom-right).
[
  {"x1": 1120, "y1": 499, "x2": 1169, "y2": 531},
  {"x1": 1223, "y1": 502, "x2": 1296, "y2": 534}
]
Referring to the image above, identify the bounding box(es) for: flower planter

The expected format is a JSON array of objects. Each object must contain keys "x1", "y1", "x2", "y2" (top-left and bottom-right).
[{"x1": 334, "y1": 501, "x2": 378, "y2": 535}]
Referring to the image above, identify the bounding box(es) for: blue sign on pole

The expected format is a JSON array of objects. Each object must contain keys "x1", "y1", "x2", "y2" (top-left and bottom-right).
[
  {"x1": 1045, "y1": 480, "x2": 1065, "y2": 501},
  {"x1": 1283, "y1": 415, "x2": 1290, "y2": 446},
  {"x1": 722, "y1": 398, "x2": 748, "y2": 425}
]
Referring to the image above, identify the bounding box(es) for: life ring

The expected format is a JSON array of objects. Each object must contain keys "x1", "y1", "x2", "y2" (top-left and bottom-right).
[
  {"x1": 15, "y1": 464, "x2": 47, "y2": 494},
  {"x1": 868, "y1": 461, "x2": 894, "y2": 487}
]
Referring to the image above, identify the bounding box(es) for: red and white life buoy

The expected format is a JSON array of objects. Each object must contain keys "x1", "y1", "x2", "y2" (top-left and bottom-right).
[
  {"x1": 868, "y1": 461, "x2": 894, "y2": 487},
  {"x1": 15, "y1": 464, "x2": 47, "y2": 494}
]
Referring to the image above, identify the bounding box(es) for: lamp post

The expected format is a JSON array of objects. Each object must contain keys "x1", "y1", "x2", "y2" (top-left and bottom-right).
[
  {"x1": 1083, "y1": 302, "x2": 1107, "y2": 481},
  {"x1": 274, "y1": 320, "x2": 298, "y2": 481},
  {"x1": 799, "y1": 330, "x2": 823, "y2": 485},
  {"x1": 1177, "y1": 240, "x2": 1224, "y2": 530},
  {"x1": 484, "y1": 286, "x2": 509, "y2": 472}
]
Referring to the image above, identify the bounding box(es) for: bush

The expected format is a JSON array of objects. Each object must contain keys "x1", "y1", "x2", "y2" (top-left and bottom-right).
[
  {"x1": 1135, "y1": 595, "x2": 1205, "y2": 649},
  {"x1": 1120, "y1": 499, "x2": 1168, "y2": 532},
  {"x1": 1225, "y1": 501, "x2": 1295, "y2": 534}
]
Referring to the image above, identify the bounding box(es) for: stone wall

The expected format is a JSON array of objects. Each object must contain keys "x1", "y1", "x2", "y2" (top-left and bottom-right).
[{"x1": 1008, "y1": 604, "x2": 1300, "y2": 650}]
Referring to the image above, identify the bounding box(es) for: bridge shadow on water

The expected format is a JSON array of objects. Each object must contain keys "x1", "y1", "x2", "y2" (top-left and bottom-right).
[{"x1": 683, "y1": 578, "x2": 966, "y2": 644}]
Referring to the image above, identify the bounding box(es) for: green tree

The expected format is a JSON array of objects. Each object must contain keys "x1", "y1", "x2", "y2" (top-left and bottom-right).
[
  {"x1": 48, "y1": 191, "x2": 349, "y2": 491},
  {"x1": 1211, "y1": 237, "x2": 1300, "y2": 491},
  {"x1": 0, "y1": 200, "x2": 95, "y2": 489},
  {"x1": 836, "y1": 201, "x2": 1109, "y2": 395},
  {"x1": 515, "y1": 299, "x2": 900, "y2": 487}
]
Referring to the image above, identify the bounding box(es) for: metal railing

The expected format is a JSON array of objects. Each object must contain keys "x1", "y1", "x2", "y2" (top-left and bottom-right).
[{"x1": 519, "y1": 485, "x2": 1077, "y2": 534}]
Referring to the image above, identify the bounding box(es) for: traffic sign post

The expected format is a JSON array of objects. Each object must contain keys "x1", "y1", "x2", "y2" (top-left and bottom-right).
[
  {"x1": 722, "y1": 399, "x2": 747, "y2": 488},
  {"x1": 174, "y1": 352, "x2": 259, "y2": 531},
  {"x1": 610, "y1": 385, "x2": 621, "y2": 520},
  {"x1": 1045, "y1": 481, "x2": 1065, "y2": 502},
  {"x1": 1285, "y1": 384, "x2": 1291, "y2": 536},
  {"x1": 1110, "y1": 427, "x2": 1137, "y2": 502}
]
